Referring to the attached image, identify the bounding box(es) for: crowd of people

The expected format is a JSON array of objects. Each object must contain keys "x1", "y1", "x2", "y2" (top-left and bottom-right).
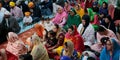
[{"x1": 0, "y1": 0, "x2": 120, "y2": 60}]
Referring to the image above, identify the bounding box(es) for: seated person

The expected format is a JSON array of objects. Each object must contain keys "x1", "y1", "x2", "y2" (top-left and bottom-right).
[
  {"x1": 6, "y1": 32, "x2": 27, "y2": 57},
  {"x1": 1, "y1": 11, "x2": 21, "y2": 33},
  {"x1": 45, "y1": 30, "x2": 58, "y2": 48},
  {"x1": 60, "y1": 41, "x2": 80, "y2": 60},
  {"x1": 30, "y1": 33, "x2": 49, "y2": 60},
  {"x1": 23, "y1": 12, "x2": 32, "y2": 26}
]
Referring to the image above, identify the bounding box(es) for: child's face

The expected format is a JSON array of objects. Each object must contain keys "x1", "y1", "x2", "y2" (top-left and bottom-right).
[{"x1": 46, "y1": 20, "x2": 50, "y2": 23}]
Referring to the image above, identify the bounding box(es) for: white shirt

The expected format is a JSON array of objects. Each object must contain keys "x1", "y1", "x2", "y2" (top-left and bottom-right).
[
  {"x1": 0, "y1": 7, "x2": 8, "y2": 14},
  {"x1": 23, "y1": 16, "x2": 33, "y2": 23}
]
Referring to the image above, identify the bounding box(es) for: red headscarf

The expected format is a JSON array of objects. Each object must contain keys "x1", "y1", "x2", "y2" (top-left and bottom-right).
[
  {"x1": 108, "y1": 4, "x2": 115, "y2": 19},
  {"x1": 65, "y1": 25, "x2": 85, "y2": 53}
]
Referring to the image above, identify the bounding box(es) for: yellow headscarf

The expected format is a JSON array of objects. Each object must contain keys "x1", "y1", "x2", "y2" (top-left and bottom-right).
[{"x1": 9, "y1": 1, "x2": 15, "y2": 7}]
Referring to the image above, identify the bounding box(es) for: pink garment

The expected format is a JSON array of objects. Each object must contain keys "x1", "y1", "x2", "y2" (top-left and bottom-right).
[
  {"x1": 6, "y1": 32, "x2": 26, "y2": 57},
  {"x1": 64, "y1": 5, "x2": 71, "y2": 13},
  {"x1": 97, "y1": 29, "x2": 118, "y2": 43},
  {"x1": 10, "y1": 6, "x2": 23, "y2": 19},
  {"x1": 91, "y1": 43, "x2": 103, "y2": 53},
  {"x1": 52, "y1": 10, "x2": 67, "y2": 27},
  {"x1": 108, "y1": 5, "x2": 115, "y2": 19},
  {"x1": 91, "y1": 15, "x2": 100, "y2": 25}
]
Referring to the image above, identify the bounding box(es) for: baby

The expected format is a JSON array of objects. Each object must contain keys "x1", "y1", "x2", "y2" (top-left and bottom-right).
[{"x1": 23, "y1": 12, "x2": 33, "y2": 26}]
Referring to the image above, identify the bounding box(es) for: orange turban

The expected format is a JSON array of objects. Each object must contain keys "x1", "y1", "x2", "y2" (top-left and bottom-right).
[
  {"x1": 34, "y1": 24, "x2": 44, "y2": 38},
  {"x1": 28, "y1": 2, "x2": 34, "y2": 8}
]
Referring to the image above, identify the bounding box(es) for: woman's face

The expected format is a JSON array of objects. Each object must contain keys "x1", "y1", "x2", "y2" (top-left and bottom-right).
[
  {"x1": 106, "y1": 40, "x2": 113, "y2": 51},
  {"x1": 75, "y1": 5, "x2": 79, "y2": 10},
  {"x1": 105, "y1": 18, "x2": 110, "y2": 23},
  {"x1": 82, "y1": 20, "x2": 86, "y2": 26},
  {"x1": 52, "y1": 26, "x2": 58, "y2": 33},
  {"x1": 103, "y1": 3, "x2": 106, "y2": 8},
  {"x1": 64, "y1": 45, "x2": 69, "y2": 52},
  {"x1": 64, "y1": 2, "x2": 68, "y2": 7},
  {"x1": 57, "y1": 8, "x2": 63, "y2": 14},
  {"x1": 69, "y1": 11, "x2": 75, "y2": 16},
  {"x1": 68, "y1": 28, "x2": 73, "y2": 35}
]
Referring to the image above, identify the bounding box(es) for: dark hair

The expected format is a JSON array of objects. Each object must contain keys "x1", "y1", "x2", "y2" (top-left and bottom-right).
[
  {"x1": 19, "y1": 53, "x2": 33, "y2": 60},
  {"x1": 105, "y1": 15, "x2": 112, "y2": 21},
  {"x1": 64, "y1": 42, "x2": 68, "y2": 47},
  {"x1": 100, "y1": 37, "x2": 109, "y2": 45},
  {"x1": 96, "y1": 25, "x2": 106, "y2": 32},
  {"x1": 68, "y1": 26, "x2": 74, "y2": 31},
  {"x1": 54, "y1": 24, "x2": 59, "y2": 29},
  {"x1": 102, "y1": 2, "x2": 108, "y2": 8},
  {"x1": 48, "y1": 30, "x2": 56, "y2": 37},
  {"x1": 87, "y1": 57, "x2": 96, "y2": 60}
]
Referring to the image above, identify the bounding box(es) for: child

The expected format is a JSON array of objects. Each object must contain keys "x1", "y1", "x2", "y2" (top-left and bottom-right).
[{"x1": 23, "y1": 12, "x2": 33, "y2": 26}]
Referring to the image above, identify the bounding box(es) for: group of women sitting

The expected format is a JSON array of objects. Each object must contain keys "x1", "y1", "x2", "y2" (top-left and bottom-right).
[{"x1": 0, "y1": 0, "x2": 120, "y2": 60}]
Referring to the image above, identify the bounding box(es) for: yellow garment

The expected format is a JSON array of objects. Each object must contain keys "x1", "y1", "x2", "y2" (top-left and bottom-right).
[
  {"x1": 9, "y1": 2, "x2": 15, "y2": 7},
  {"x1": 25, "y1": 12, "x2": 31, "y2": 16},
  {"x1": 76, "y1": 8, "x2": 85, "y2": 20},
  {"x1": 28, "y1": 2, "x2": 34, "y2": 8}
]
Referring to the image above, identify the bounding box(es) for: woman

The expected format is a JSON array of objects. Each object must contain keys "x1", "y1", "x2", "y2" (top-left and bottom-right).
[
  {"x1": 63, "y1": 8, "x2": 81, "y2": 30},
  {"x1": 34, "y1": 24, "x2": 47, "y2": 41},
  {"x1": 6, "y1": 32, "x2": 27, "y2": 57},
  {"x1": 64, "y1": 1, "x2": 71, "y2": 13},
  {"x1": 101, "y1": 15, "x2": 116, "y2": 33},
  {"x1": 100, "y1": 38, "x2": 120, "y2": 60},
  {"x1": 99, "y1": 2, "x2": 108, "y2": 16},
  {"x1": 61, "y1": 41, "x2": 80, "y2": 60},
  {"x1": 30, "y1": 33, "x2": 49, "y2": 60},
  {"x1": 52, "y1": 24, "x2": 65, "y2": 38},
  {"x1": 77, "y1": 15, "x2": 95, "y2": 46},
  {"x1": 65, "y1": 25, "x2": 85, "y2": 54},
  {"x1": 48, "y1": 33, "x2": 65, "y2": 51},
  {"x1": 75, "y1": 4, "x2": 85, "y2": 20},
  {"x1": 108, "y1": 5, "x2": 115, "y2": 19},
  {"x1": 96, "y1": 25, "x2": 119, "y2": 43},
  {"x1": 52, "y1": 6, "x2": 67, "y2": 27},
  {"x1": 45, "y1": 30, "x2": 58, "y2": 48}
]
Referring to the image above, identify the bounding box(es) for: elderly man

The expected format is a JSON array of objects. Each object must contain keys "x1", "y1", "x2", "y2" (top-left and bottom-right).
[
  {"x1": 9, "y1": 1, "x2": 23, "y2": 22},
  {"x1": 1, "y1": 11, "x2": 21, "y2": 33}
]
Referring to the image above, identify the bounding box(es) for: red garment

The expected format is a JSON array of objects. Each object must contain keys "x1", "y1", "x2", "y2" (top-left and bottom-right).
[
  {"x1": 91, "y1": 15, "x2": 100, "y2": 25},
  {"x1": 108, "y1": 5, "x2": 115, "y2": 19},
  {"x1": 65, "y1": 26, "x2": 85, "y2": 53},
  {"x1": 85, "y1": 0, "x2": 93, "y2": 9},
  {"x1": 6, "y1": 50, "x2": 18, "y2": 60}
]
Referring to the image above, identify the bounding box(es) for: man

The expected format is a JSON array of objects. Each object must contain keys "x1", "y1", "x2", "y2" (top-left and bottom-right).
[
  {"x1": 28, "y1": 2, "x2": 42, "y2": 23},
  {"x1": 2, "y1": 11, "x2": 21, "y2": 33},
  {"x1": 9, "y1": 1, "x2": 23, "y2": 22}
]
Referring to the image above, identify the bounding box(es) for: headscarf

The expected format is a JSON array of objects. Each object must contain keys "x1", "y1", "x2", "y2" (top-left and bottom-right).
[
  {"x1": 34, "y1": 24, "x2": 44, "y2": 38},
  {"x1": 70, "y1": 8, "x2": 77, "y2": 15},
  {"x1": 28, "y1": 2, "x2": 34, "y2": 8},
  {"x1": 82, "y1": 14, "x2": 90, "y2": 28},
  {"x1": 52, "y1": 6, "x2": 67, "y2": 25},
  {"x1": 100, "y1": 39, "x2": 120, "y2": 60},
  {"x1": 108, "y1": 5, "x2": 115, "y2": 19},
  {"x1": 65, "y1": 25, "x2": 85, "y2": 53},
  {"x1": 63, "y1": 41, "x2": 74, "y2": 57},
  {"x1": 7, "y1": 32, "x2": 19, "y2": 42},
  {"x1": 6, "y1": 32, "x2": 26, "y2": 56},
  {"x1": 9, "y1": 1, "x2": 15, "y2": 7}
]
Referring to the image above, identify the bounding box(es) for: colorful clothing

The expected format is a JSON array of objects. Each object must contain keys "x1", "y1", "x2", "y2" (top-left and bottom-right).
[
  {"x1": 100, "y1": 39, "x2": 120, "y2": 60},
  {"x1": 76, "y1": 8, "x2": 85, "y2": 20},
  {"x1": 65, "y1": 26, "x2": 85, "y2": 53},
  {"x1": 63, "y1": 8, "x2": 81, "y2": 30}
]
